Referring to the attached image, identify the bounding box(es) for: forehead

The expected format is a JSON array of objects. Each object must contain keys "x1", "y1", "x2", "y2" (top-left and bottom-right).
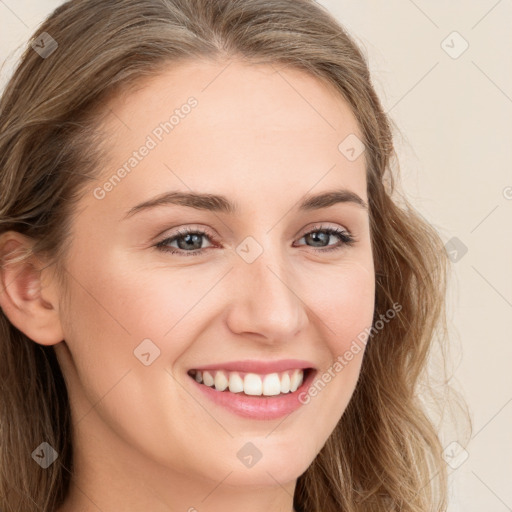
[{"x1": 87, "y1": 58, "x2": 367, "y2": 220}]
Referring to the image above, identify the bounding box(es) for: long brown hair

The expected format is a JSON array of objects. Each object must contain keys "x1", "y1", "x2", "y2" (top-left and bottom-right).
[{"x1": 0, "y1": 0, "x2": 466, "y2": 510}]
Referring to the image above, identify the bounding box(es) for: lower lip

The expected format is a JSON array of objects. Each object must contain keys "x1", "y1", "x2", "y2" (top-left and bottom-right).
[{"x1": 188, "y1": 369, "x2": 317, "y2": 420}]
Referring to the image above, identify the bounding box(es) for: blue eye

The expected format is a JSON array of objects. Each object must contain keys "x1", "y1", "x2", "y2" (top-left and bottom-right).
[
  {"x1": 155, "y1": 225, "x2": 355, "y2": 257},
  {"x1": 155, "y1": 227, "x2": 214, "y2": 257},
  {"x1": 294, "y1": 226, "x2": 355, "y2": 253}
]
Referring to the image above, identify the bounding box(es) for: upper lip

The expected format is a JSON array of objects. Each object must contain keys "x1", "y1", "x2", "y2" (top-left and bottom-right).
[{"x1": 189, "y1": 359, "x2": 315, "y2": 374}]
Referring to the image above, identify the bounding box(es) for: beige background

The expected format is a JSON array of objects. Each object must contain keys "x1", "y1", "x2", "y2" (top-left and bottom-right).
[{"x1": 1, "y1": 1, "x2": 511, "y2": 510}]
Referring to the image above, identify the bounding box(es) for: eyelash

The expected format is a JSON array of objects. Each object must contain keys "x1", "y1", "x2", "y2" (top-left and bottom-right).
[{"x1": 154, "y1": 224, "x2": 355, "y2": 257}]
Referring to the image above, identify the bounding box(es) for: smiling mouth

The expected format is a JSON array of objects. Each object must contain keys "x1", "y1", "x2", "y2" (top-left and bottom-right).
[{"x1": 187, "y1": 368, "x2": 314, "y2": 397}]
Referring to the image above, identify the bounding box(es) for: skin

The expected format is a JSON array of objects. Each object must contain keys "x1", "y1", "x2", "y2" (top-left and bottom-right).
[{"x1": 0, "y1": 58, "x2": 375, "y2": 512}]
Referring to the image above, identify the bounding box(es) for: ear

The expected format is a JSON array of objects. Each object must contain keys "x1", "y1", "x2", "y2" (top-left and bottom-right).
[{"x1": 0, "y1": 231, "x2": 64, "y2": 346}]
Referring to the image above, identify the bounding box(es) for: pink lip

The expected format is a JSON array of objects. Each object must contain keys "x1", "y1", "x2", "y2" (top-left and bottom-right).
[
  {"x1": 188, "y1": 368, "x2": 317, "y2": 420},
  {"x1": 190, "y1": 359, "x2": 315, "y2": 374}
]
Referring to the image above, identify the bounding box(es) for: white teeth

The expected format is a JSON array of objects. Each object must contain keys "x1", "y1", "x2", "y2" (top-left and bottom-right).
[
  {"x1": 290, "y1": 369, "x2": 303, "y2": 392},
  {"x1": 228, "y1": 372, "x2": 244, "y2": 393},
  {"x1": 214, "y1": 371, "x2": 229, "y2": 391},
  {"x1": 203, "y1": 371, "x2": 214, "y2": 387},
  {"x1": 262, "y1": 373, "x2": 281, "y2": 396},
  {"x1": 191, "y1": 369, "x2": 306, "y2": 396},
  {"x1": 244, "y1": 373, "x2": 263, "y2": 395},
  {"x1": 280, "y1": 372, "x2": 291, "y2": 393}
]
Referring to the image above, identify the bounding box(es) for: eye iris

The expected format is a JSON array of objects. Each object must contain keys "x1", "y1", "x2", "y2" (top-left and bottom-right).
[
  {"x1": 306, "y1": 231, "x2": 330, "y2": 247},
  {"x1": 178, "y1": 233, "x2": 203, "y2": 250}
]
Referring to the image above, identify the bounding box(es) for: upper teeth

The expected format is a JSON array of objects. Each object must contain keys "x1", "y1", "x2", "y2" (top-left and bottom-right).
[{"x1": 190, "y1": 369, "x2": 305, "y2": 396}]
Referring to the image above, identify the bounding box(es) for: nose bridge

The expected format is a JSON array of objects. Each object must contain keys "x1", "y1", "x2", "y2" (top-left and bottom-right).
[{"x1": 225, "y1": 237, "x2": 308, "y2": 340}]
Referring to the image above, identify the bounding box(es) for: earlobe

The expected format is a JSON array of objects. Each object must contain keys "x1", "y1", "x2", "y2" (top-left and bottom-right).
[{"x1": 0, "y1": 232, "x2": 64, "y2": 346}]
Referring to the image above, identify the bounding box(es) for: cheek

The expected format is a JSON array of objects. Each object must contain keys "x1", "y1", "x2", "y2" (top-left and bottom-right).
[
  {"x1": 298, "y1": 259, "x2": 374, "y2": 400},
  {"x1": 302, "y1": 259, "x2": 375, "y2": 349},
  {"x1": 291, "y1": 260, "x2": 374, "y2": 450}
]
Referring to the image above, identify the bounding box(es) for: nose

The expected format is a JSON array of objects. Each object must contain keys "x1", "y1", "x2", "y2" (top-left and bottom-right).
[{"x1": 224, "y1": 244, "x2": 309, "y2": 344}]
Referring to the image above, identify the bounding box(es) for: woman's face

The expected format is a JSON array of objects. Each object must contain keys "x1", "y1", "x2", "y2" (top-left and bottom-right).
[{"x1": 53, "y1": 58, "x2": 374, "y2": 498}]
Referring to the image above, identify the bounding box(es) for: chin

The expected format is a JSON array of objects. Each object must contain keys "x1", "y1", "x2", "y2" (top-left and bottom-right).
[{"x1": 213, "y1": 450, "x2": 313, "y2": 487}]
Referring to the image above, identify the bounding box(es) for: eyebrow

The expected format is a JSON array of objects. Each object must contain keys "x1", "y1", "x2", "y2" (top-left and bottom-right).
[{"x1": 123, "y1": 188, "x2": 368, "y2": 219}]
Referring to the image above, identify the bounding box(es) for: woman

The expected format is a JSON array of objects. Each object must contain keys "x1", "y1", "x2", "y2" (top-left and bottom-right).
[{"x1": 0, "y1": 0, "x2": 455, "y2": 510}]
